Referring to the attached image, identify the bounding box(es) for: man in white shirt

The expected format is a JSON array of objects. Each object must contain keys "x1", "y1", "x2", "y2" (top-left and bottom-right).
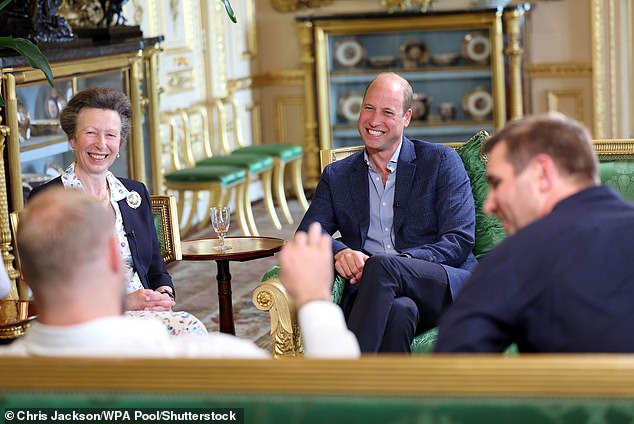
[{"x1": 2, "y1": 188, "x2": 359, "y2": 358}]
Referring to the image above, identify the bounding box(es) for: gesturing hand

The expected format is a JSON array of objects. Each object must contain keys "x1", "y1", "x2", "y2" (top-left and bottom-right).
[{"x1": 280, "y1": 222, "x2": 333, "y2": 308}]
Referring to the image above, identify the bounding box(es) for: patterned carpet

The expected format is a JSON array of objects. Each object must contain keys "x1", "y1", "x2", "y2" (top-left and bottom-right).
[{"x1": 168, "y1": 198, "x2": 305, "y2": 352}]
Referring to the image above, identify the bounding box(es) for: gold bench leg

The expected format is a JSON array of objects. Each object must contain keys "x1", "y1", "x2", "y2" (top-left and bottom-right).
[
  {"x1": 181, "y1": 190, "x2": 200, "y2": 235},
  {"x1": 261, "y1": 169, "x2": 282, "y2": 230},
  {"x1": 234, "y1": 182, "x2": 251, "y2": 236},
  {"x1": 175, "y1": 191, "x2": 187, "y2": 231},
  {"x1": 244, "y1": 172, "x2": 260, "y2": 236},
  {"x1": 272, "y1": 158, "x2": 293, "y2": 225},
  {"x1": 252, "y1": 278, "x2": 304, "y2": 358},
  {"x1": 290, "y1": 157, "x2": 309, "y2": 212},
  {"x1": 198, "y1": 187, "x2": 223, "y2": 231}
]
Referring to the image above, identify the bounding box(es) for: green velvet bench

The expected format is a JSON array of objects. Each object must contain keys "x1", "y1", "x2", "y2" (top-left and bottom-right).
[
  {"x1": 253, "y1": 137, "x2": 634, "y2": 358},
  {"x1": 4, "y1": 355, "x2": 634, "y2": 424}
]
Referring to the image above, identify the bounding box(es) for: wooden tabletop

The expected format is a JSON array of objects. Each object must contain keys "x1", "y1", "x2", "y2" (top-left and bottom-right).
[{"x1": 180, "y1": 236, "x2": 285, "y2": 262}]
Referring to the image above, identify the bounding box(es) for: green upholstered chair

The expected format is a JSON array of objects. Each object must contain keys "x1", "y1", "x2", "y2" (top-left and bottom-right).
[
  {"x1": 200, "y1": 100, "x2": 283, "y2": 235},
  {"x1": 226, "y1": 98, "x2": 309, "y2": 225},
  {"x1": 161, "y1": 110, "x2": 249, "y2": 236}
]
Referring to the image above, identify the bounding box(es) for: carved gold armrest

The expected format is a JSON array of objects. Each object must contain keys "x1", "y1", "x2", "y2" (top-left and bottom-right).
[{"x1": 252, "y1": 277, "x2": 304, "y2": 358}]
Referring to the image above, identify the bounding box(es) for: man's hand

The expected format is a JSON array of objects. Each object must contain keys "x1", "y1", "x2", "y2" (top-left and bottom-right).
[
  {"x1": 280, "y1": 222, "x2": 333, "y2": 308},
  {"x1": 127, "y1": 289, "x2": 175, "y2": 312},
  {"x1": 334, "y1": 248, "x2": 369, "y2": 285}
]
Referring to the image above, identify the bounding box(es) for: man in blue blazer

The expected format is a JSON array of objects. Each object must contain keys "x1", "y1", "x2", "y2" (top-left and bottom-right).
[
  {"x1": 435, "y1": 113, "x2": 634, "y2": 353},
  {"x1": 298, "y1": 72, "x2": 477, "y2": 352}
]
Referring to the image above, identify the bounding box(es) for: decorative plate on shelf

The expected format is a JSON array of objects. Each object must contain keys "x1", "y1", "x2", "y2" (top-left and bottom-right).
[
  {"x1": 368, "y1": 55, "x2": 397, "y2": 69},
  {"x1": 462, "y1": 87, "x2": 493, "y2": 120},
  {"x1": 333, "y1": 38, "x2": 366, "y2": 68},
  {"x1": 338, "y1": 92, "x2": 364, "y2": 123},
  {"x1": 30, "y1": 119, "x2": 63, "y2": 137},
  {"x1": 431, "y1": 53, "x2": 460, "y2": 66},
  {"x1": 46, "y1": 88, "x2": 68, "y2": 119},
  {"x1": 400, "y1": 39, "x2": 429, "y2": 69},
  {"x1": 462, "y1": 32, "x2": 491, "y2": 64},
  {"x1": 411, "y1": 93, "x2": 432, "y2": 121}
]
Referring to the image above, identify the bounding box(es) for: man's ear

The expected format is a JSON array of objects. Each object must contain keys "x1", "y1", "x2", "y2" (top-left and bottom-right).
[
  {"x1": 403, "y1": 108, "x2": 413, "y2": 128},
  {"x1": 533, "y1": 153, "x2": 557, "y2": 192}
]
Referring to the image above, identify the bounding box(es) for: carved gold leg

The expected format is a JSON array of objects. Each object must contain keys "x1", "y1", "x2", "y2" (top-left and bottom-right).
[
  {"x1": 234, "y1": 183, "x2": 251, "y2": 236},
  {"x1": 273, "y1": 158, "x2": 293, "y2": 225},
  {"x1": 252, "y1": 277, "x2": 304, "y2": 358},
  {"x1": 197, "y1": 187, "x2": 222, "y2": 231},
  {"x1": 290, "y1": 157, "x2": 309, "y2": 212},
  {"x1": 261, "y1": 169, "x2": 282, "y2": 230},
  {"x1": 243, "y1": 173, "x2": 259, "y2": 236},
  {"x1": 181, "y1": 190, "x2": 200, "y2": 235},
  {"x1": 174, "y1": 191, "x2": 186, "y2": 230}
]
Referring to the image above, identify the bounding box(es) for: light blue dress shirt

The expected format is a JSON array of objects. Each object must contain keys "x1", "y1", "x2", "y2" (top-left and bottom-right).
[{"x1": 363, "y1": 142, "x2": 402, "y2": 255}]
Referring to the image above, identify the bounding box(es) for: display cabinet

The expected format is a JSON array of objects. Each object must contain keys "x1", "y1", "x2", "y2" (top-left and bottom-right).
[
  {"x1": 297, "y1": 5, "x2": 530, "y2": 186},
  {"x1": 0, "y1": 37, "x2": 163, "y2": 213}
]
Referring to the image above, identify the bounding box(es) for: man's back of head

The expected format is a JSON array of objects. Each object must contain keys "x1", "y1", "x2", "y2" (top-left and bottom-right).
[
  {"x1": 483, "y1": 112, "x2": 599, "y2": 186},
  {"x1": 18, "y1": 188, "x2": 122, "y2": 324}
]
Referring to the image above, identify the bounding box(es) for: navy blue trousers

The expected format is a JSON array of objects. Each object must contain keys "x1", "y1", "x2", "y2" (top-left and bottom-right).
[{"x1": 342, "y1": 254, "x2": 450, "y2": 353}]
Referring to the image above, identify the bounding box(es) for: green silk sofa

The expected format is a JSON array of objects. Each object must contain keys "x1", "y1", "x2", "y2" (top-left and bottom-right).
[
  {"x1": 253, "y1": 137, "x2": 634, "y2": 358},
  {"x1": 4, "y1": 355, "x2": 634, "y2": 423}
]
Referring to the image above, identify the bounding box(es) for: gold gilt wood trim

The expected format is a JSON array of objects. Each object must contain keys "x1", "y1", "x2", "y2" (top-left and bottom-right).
[
  {"x1": 253, "y1": 279, "x2": 303, "y2": 358},
  {"x1": 629, "y1": 0, "x2": 634, "y2": 134},
  {"x1": 593, "y1": 139, "x2": 634, "y2": 159},
  {"x1": 546, "y1": 89, "x2": 584, "y2": 122},
  {"x1": 275, "y1": 96, "x2": 304, "y2": 144},
  {"x1": 6, "y1": 356, "x2": 634, "y2": 397},
  {"x1": 524, "y1": 62, "x2": 593, "y2": 78},
  {"x1": 0, "y1": 125, "x2": 19, "y2": 299},
  {"x1": 252, "y1": 70, "x2": 304, "y2": 88},
  {"x1": 503, "y1": 7, "x2": 525, "y2": 119},
  {"x1": 608, "y1": 0, "x2": 617, "y2": 137},
  {"x1": 242, "y1": 0, "x2": 257, "y2": 60},
  {"x1": 227, "y1": 77, "x2": 253, "y2": 94},
  {"x1": 270, "y1": 0, "x2": 333, "y2": 12},
  {"x1": 592, "y1": 0, "x2": 606, "y2": 138}
]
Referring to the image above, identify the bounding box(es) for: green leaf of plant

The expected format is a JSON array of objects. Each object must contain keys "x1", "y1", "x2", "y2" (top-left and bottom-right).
[
  {"x1": 0, "y1": 0, "x2": 13, "y2": 11},
  {"x1": 0, "y1": 37, "x2": 54, "y2": 87},
  {"x1": 220, "y1": 0, "x2": 237, "y2": 23}
]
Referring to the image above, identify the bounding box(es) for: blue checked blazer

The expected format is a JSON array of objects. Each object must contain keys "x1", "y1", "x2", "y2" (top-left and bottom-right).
[{"x1": 298, "y1": 137, "x2": 478, "y2": 298}]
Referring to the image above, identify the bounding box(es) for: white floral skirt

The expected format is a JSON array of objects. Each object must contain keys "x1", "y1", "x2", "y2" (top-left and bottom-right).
[{"x1": 125, "y1": 310, "x2": 209, "y2": 336}]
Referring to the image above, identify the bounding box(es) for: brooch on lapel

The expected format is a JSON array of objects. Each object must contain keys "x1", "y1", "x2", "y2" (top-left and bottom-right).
[{"x1": 126, "y1": 191, "x2": 141, "y2": 209}]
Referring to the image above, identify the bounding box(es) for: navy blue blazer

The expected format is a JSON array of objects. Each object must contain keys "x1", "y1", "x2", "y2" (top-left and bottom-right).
[
  {"x1": 298, "y1": 137, "x2": 478, "y2": 298},
  {"x1": 29, "y1": 177, "x2": 174, "y2": 292},
  {"x1": 435, "y1": 186, "x2": 634, "y2": 353}
]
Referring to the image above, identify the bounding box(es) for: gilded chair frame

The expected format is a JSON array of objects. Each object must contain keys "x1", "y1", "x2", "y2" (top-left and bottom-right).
[
  {"x1": 8, "y1": 211, "x2": 29, "y2": 300},
  {"x1": 150, "y1": 195, "x2": 183, "y2": 265},
  {"x1": 254, "y1": 138, "x2": 634, "y2": 358}
]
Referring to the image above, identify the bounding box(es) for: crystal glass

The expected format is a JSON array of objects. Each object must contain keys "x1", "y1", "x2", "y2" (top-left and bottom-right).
[{"x1": 210, "y1": 206, "x2": 231, "y2": 251}]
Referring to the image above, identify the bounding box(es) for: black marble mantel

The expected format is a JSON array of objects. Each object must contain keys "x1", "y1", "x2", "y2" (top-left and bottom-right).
[{"x1": 0, "y1": 36, "x2": 164, "y2": 69}]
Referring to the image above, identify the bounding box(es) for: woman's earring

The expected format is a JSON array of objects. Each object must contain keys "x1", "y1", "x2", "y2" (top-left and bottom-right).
[{"x1": 117, "y1": 153, "x2": 120, "y2": 158}]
